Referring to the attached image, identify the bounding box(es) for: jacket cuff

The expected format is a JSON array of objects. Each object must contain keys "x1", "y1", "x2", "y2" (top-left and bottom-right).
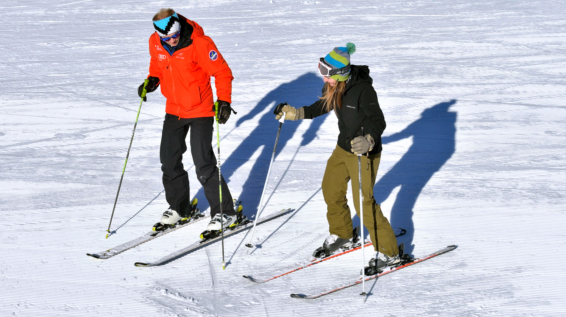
[{"x1": 297, "y1": 107, "x2": 305, "y2": 120}]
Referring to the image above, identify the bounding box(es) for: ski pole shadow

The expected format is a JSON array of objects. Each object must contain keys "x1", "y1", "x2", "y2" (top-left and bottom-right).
[
  {"x1": 363, "y1": 278, "x2": 380, "y2": 303},
  {"x1": 246, "y1": 187, "x2": 322, "y2": 256},
  {"x1": 368, "y1": 99, "x2": 458, "y2": 255},
  {"x1": 225, "y1": 188, "x2": 320, "y2": 268},
  {"x1": 194, "y1": 72, "x2": 326, "y2": 217}
]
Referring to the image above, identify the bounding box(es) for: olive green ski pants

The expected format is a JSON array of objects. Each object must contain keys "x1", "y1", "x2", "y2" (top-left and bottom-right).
[{"x1": 322, "y1": 145, "x2": 398, "y2": 256}]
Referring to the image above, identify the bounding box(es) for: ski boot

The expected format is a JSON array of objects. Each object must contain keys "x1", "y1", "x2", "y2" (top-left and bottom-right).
[
  {"x1": 200, "y1": 202, "x2": 245, "y2": 240},
  {"x1": 312, "y1": 227, "x2": 360, "y2": 259},
  {"x1": 363, "y1": 243, "x2": 413, "y2": 276},
  {"x1": 152, "y1": 198, "x2": 199, "y2": 232}
]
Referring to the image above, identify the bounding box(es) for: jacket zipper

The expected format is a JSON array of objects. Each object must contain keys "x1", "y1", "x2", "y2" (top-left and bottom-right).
[{"x1": 167, "y1": 58, "x2": 181, "y2": 120}]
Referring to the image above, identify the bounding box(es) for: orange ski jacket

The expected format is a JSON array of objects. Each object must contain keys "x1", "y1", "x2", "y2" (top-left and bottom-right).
[{"x1": 148, "y1": 17, "x2": 233, "y2": 118}]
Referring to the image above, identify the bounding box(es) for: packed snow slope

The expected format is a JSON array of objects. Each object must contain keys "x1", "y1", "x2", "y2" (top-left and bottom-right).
[{"x1": 1, "y1": 0, "x2": 565, "y2": 316}]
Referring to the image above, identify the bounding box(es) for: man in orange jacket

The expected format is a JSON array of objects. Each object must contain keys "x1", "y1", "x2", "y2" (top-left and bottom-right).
[{"x1": 138, "y1": 8, "x2": 238, "y2": 232}]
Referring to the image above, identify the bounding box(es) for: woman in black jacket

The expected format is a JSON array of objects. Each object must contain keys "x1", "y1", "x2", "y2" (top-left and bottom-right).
[{"x1": 274, "y1": 43, "x2": 400, "y2": 272}]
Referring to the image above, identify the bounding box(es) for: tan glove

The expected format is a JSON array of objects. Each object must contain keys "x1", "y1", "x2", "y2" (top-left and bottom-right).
[
  {"x1": 350, "y1": 134, "x2": 375, "y2": 155},
  {"x1": 274, "y1": 103, "x2": 304, "y2": 121}
]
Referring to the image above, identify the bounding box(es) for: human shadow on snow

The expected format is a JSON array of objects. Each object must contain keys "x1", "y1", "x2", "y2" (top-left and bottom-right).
[
  {"x1": 359, "y1": 99, "x2": 458, "y2": 256},
  {"x1": 193, "y1": 72, "x2": 326, "y2": 217}
]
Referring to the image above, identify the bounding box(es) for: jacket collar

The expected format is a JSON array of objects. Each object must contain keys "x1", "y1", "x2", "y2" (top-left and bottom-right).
[{"x1": 345, "y1": 65, "x2": 372, "y2": 91}]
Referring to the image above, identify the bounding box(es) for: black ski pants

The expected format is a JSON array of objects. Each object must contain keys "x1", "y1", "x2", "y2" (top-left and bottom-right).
[{"x1": 160, "y1": 114, "x2": 234, "y2": 217}]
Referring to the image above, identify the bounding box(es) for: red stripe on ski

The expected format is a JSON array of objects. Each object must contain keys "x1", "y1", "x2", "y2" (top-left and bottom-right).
[{"x1": 246, "y1": 241, "x2": 374, "y2": 283}]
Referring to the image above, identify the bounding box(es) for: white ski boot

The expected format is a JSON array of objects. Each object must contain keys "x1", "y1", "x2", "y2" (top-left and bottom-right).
[
  {"x1": 312, "y1": 227, "x2": 360, "y2": 259},
  {"x1": 161, "y1": 208, "x2": 184, "y2": 225},
  {"x1": 200, "y1": 202, "x2": 245, "y2": 240},
  {"x1": 152, "y1": 199, "x2": 199, "y2": 232},
  {"x1": 206, "y1": 213, "x2": 237, "y2": 231},
  {"x1": 363, "y1": 243, "x2": 404, "y2": 276}
]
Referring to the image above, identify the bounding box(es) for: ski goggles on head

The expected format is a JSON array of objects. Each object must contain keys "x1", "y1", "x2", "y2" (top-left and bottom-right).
[
  {"x1": 161, "y1": 31, "x2": 180, "y2": 42},
  {"x1": 318, "y1": 58, "x2": 351, "y2": 77}
]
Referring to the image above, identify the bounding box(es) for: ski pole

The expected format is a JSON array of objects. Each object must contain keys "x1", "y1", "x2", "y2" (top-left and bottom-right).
[
  {"x1": 358, "y1": 127, "x2": 366, "y2": 296},
  {"x1": 106, "y1": 79, "x2": 149, "y2": 239},
  {"x1": 214, "y1": 102, "x2": 227, "y2": 270},
  {"x1": 358, "y1": 152, "x2": 366, "y2": 296},
  {"x1": 245, "y1": 112, "x2": 285, "y2": 251}
]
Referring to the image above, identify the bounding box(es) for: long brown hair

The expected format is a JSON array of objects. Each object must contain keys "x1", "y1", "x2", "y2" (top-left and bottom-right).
[{"x1": 319, "y1": 81, "x2": 347, "y2": 113}]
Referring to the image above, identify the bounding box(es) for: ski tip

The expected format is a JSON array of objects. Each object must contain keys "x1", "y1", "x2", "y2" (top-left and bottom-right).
[
  {"x1": 86, "y1": 253, "x2": 100, "y2": 259},
  {"x1": 134, "y1": 262, "x2": 150, "y2": 267},
  {"x1": 290, "y1": 294, "x2": 307, "y2": 299}
]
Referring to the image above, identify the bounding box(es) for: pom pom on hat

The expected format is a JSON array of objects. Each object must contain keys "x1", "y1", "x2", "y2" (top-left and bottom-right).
[{"x1": 346, "y1": 42, "x2": 356, "y2": 55}]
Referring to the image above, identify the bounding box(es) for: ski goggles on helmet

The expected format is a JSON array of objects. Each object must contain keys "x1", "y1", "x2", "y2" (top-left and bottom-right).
[
  {"x1": 318, "y1": 58, "x2": 351, "y2": 77},
  {"x1": 161, "y1": 31, "x2": 180, "y2": 42}
]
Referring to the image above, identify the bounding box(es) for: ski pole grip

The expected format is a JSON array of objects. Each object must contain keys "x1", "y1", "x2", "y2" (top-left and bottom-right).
[
  {"x1": 214, "y1": 101, "x2": 219, "y2": 122},
  {"x1": 357, "y1": 126, "x2": 364, "y2": 157},
  {"x1": 279, "y1": 112, "x2": 286, "y2": 124},
  {"x1": 141, "y1": 79, "x2": 149, "y2": 99}
]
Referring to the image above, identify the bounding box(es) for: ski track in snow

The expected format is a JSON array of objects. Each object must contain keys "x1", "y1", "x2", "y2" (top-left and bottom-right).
[{"x1": 1, "y1": 0, "x2": 566, "y2": 316}]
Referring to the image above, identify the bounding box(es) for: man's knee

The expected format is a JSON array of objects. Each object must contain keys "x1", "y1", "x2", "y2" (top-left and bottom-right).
[{"x1": 195, "y1": 165, "x2": 216, "y2": 186}]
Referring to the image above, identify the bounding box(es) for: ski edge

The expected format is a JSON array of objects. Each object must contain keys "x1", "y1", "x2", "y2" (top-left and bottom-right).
[{"x1": 290, "y1": 244, "x2": 458, "y2": 299}]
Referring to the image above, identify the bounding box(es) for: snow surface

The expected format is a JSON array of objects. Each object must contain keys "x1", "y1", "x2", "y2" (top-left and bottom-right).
[{"x1": 1, "y1": 0, "x2": 565, "y2": 316}]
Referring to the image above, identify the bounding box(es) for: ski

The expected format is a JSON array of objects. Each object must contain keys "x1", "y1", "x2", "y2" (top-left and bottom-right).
[
  {"x1": 243, "y1": 228, "x2": 406, "y2": 283},
  {"x1": 87, "y1": 199, "x2": 205, "y2": 260},
  {"x1": 290, "y1": 245, "x2": 457, "y2": 299},
  {"x1": 134, "y1": 208, "x2": 294, "y2": 267}
]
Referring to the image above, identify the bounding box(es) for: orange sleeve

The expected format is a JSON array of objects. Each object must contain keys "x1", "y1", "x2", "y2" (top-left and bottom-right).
[{"x1": 194, "y1": 36, "x2": 233, "y2": 103}]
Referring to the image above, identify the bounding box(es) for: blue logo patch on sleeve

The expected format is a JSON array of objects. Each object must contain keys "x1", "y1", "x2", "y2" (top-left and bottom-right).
[{"x1": 209, "y1": 50, "x2": 218, "y2": 61}]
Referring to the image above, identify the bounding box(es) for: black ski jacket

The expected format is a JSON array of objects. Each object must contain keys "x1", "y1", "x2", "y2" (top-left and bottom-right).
[{"x1": 303, "y1": 65, "x2": 386, "y2": 155}]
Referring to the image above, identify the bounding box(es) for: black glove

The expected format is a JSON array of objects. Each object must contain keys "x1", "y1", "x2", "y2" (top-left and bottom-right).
[
  {"x1": 137, "y1": 77, "x2": 160, "y2": 102},
  {"x1": 215, "y1": 100, "x2": 236, "y2": 124}
]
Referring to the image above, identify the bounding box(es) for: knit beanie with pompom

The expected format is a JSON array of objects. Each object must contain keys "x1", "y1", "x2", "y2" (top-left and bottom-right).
[{"x1": 323, "y1": 43, "x2": 356, "y2": 81}]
